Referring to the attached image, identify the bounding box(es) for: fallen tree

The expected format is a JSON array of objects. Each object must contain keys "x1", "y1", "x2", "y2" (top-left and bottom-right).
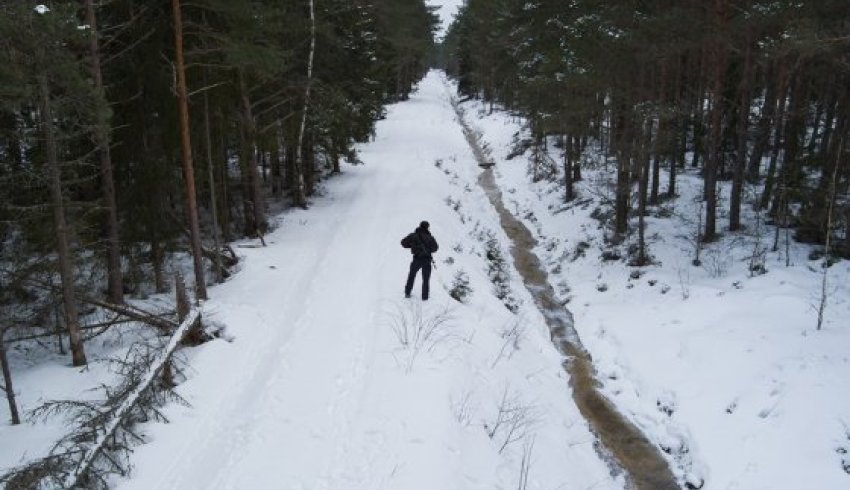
[
  {"x1": 0, "y1": 305, "x2": 202, "y2": 489},
  {"x1": 62, "y1": 307, "x2": 199, "y2": 488}
]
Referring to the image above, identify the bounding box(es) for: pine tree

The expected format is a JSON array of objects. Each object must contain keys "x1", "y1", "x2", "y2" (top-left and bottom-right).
[{"x1": 446, "y1": 0, "x2": 850, "y2": 258}]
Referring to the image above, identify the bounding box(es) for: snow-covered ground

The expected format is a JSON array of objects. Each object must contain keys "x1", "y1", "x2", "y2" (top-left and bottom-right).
[
  {"x1": 6, "y1": 69, "x2": 847, "y2": 490},
  {"x1": 0, "y1": 315, "x2": 173, "y2": 478},
  {"x1": 461, "y1": 95, "x2": 850, "y2": 489},
  {"x1": 1, "y1": 71, "x2": 615, "y2": 489},
  {"x1": 110, "y1": 71, "x2": 622, "y2": 489}
]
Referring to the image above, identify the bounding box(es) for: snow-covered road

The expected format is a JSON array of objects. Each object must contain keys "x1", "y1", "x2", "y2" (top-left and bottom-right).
[{"x1": 116, "y1": 72, "x2": 620, "y2": 490}]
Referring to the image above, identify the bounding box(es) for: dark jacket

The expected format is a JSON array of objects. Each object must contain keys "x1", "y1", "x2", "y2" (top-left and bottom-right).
[{"x1": 401, "y1": 227, "x2": 439, "y2": 259}]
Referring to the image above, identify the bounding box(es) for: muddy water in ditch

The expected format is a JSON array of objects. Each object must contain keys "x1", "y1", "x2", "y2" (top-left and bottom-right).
[{"x1": 477, "y1": 169, "x2": 679, "y2": 490}]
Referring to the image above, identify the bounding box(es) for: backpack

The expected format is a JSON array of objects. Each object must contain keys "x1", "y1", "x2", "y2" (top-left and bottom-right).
[{"x1": 402, "y1": 231, "x2": 438, "y2": 258}]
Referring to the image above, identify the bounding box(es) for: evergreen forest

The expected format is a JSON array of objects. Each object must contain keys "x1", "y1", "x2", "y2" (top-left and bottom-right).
[
  {"x1": 2, "y1": 2, "x2": 850, "y2": 488},
  {"x1": 442, "y1": 0, "x2": 850, "y2": 264},
  {"x1": 0, "y1": 0, "x2": 438, "y2": 365}
]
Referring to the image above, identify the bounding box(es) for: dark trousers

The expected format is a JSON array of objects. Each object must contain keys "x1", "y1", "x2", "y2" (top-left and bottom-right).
[{"x1": 405, "y1": 257, "x2": 432, "y2": 300}]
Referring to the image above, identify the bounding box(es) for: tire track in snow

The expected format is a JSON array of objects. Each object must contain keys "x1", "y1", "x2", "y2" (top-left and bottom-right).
[
  {"x1": 203, "y1": 173, "x2": 387, "y2": 490},
  {"x1": 123, "y1": 176, "x2": 370, "y2": 490},
  {"x1": 312, "y1": 166, "x2": 416, "y2": 488},
  {"x1": 195, "y1": 148, "x2": 411, "y2": 489}
]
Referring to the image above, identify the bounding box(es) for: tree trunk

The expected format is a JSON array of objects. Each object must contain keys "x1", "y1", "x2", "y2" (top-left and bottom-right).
[
  {"x1": 806, "y1": 95, "x2": 825, "y2": 155},
  {"x1": 669, "y1": 120, "x2": 680, "y2": 198},
  {"x1": 637, "y1": 120, "x2": 652, "y2": 265},
  {"x1": 597, "y1": 93, "x2": 607, "y2": 154},
  {"x1": 304, "y1": 130, "x2": 316, "y2": 197},
  {"x1": 759, "y1": 68, "x2": 792, "y2": 211},
  {"x1": 573, "y1": 135, "x2": 584, "y2": 182},
  {"x1": 759, "y1": 112, "x2": 785, "y2": 211},
  {"x1": 730, "y1": 27, "x2": 753, "y2": 231},
  {"x1": 650, "y1": 60, "x2": 668, "y2": 205},
  {"x1": 563, "y1": 133, "x2": 574, "y2": 202},
  {"x1": 284, "y1": 124, "x2": 297, "y2": 196},
  {"x1": 203, "y1": 88, "x2": 223, "y2": 283},
  {"x1": 747, "y1": 62, "x2": 781, "y2": 183},
  {"x1": 614, "y1": 106, "x2": 631, "y2": 240},
  {"x1": 216, "y1": 109, "x2": 233, "y2": 243},
  {"x1": 770, "y1": 68, "x2": 807, "y2": 218},
  {"x1": 845, "y1": 201, "x2": 850, "y2": 259},
  {"x1": 819, "y1": 92, "x2": 849, "y2": 191},
  {"x1": 151, "y1": 238, "x2": 166, "y2": 294},
  {"x1": 293, "y1": 0, "x2": 316, "y2": 209},
  {"x1": 171, "y1": 0, "x2": 207, "y2": 300},
  {"x1": 704, "y1": 0, "x2": 729, "y2": 242},
  {"x1": 39, "y1": 75, "x2": 87, "y2": 367},
  {"x1": 270, "y1": 124, "x2": 282, "y2": 197},
  {"x1": 331, "y1": 144, "x2": 341, "y2": 174},
  {"x1": 238, "y1": 140, "x2": 255, "y2": 236},
  {"x1": 650, "y1": 151, "x2": 662, "y2": 204},
  {"x1": 668, "y1": 55, "x2": 685, "y2": 198},
  {"x1": 238, "y1": 71, "x2": 267, "y2": 238},
  {"x1": 816, "y1": 89, "x2": 840, "y2": 175},
  {"x1": 691, "y1": 96, "x2": 704, "y2": 169},
  {"x1": 816, "y1": 140, "x2": 842, "y2": 330},
  {"x1": 84, "y1": 0, "x2": 124, "y2": 304},
  {"x1": 0, "y1": 330, "x2": 21, "y2": 425},
  {"x1": 691, "y1": 48, "x2": 708, "y2": 169},
  {"x1": 260, "y1": 147, "x2": 267, "y2": 184},
  {"x1": 804, "y1": 90, "x2": 850, "y2": 244}
]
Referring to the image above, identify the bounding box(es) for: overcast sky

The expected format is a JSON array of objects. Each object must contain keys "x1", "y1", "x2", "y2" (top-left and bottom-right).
[{"x1": 426, "y1": 0, "x2": 464, "y2": 40}]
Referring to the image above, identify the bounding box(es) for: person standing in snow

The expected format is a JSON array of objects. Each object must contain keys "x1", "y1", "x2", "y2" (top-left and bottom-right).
[{"x1": 401, "y1": 221, "x2": 439, "y2": 300}]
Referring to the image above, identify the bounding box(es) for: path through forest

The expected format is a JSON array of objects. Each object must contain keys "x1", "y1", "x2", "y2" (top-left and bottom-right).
[{"x1": 115, "y1": 72, "x2": 650, "y2": 490}]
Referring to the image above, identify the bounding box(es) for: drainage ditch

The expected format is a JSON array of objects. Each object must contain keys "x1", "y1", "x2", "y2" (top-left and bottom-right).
[{"x1": 456, "y1": 100, "x2": 680, "y2": 489}]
